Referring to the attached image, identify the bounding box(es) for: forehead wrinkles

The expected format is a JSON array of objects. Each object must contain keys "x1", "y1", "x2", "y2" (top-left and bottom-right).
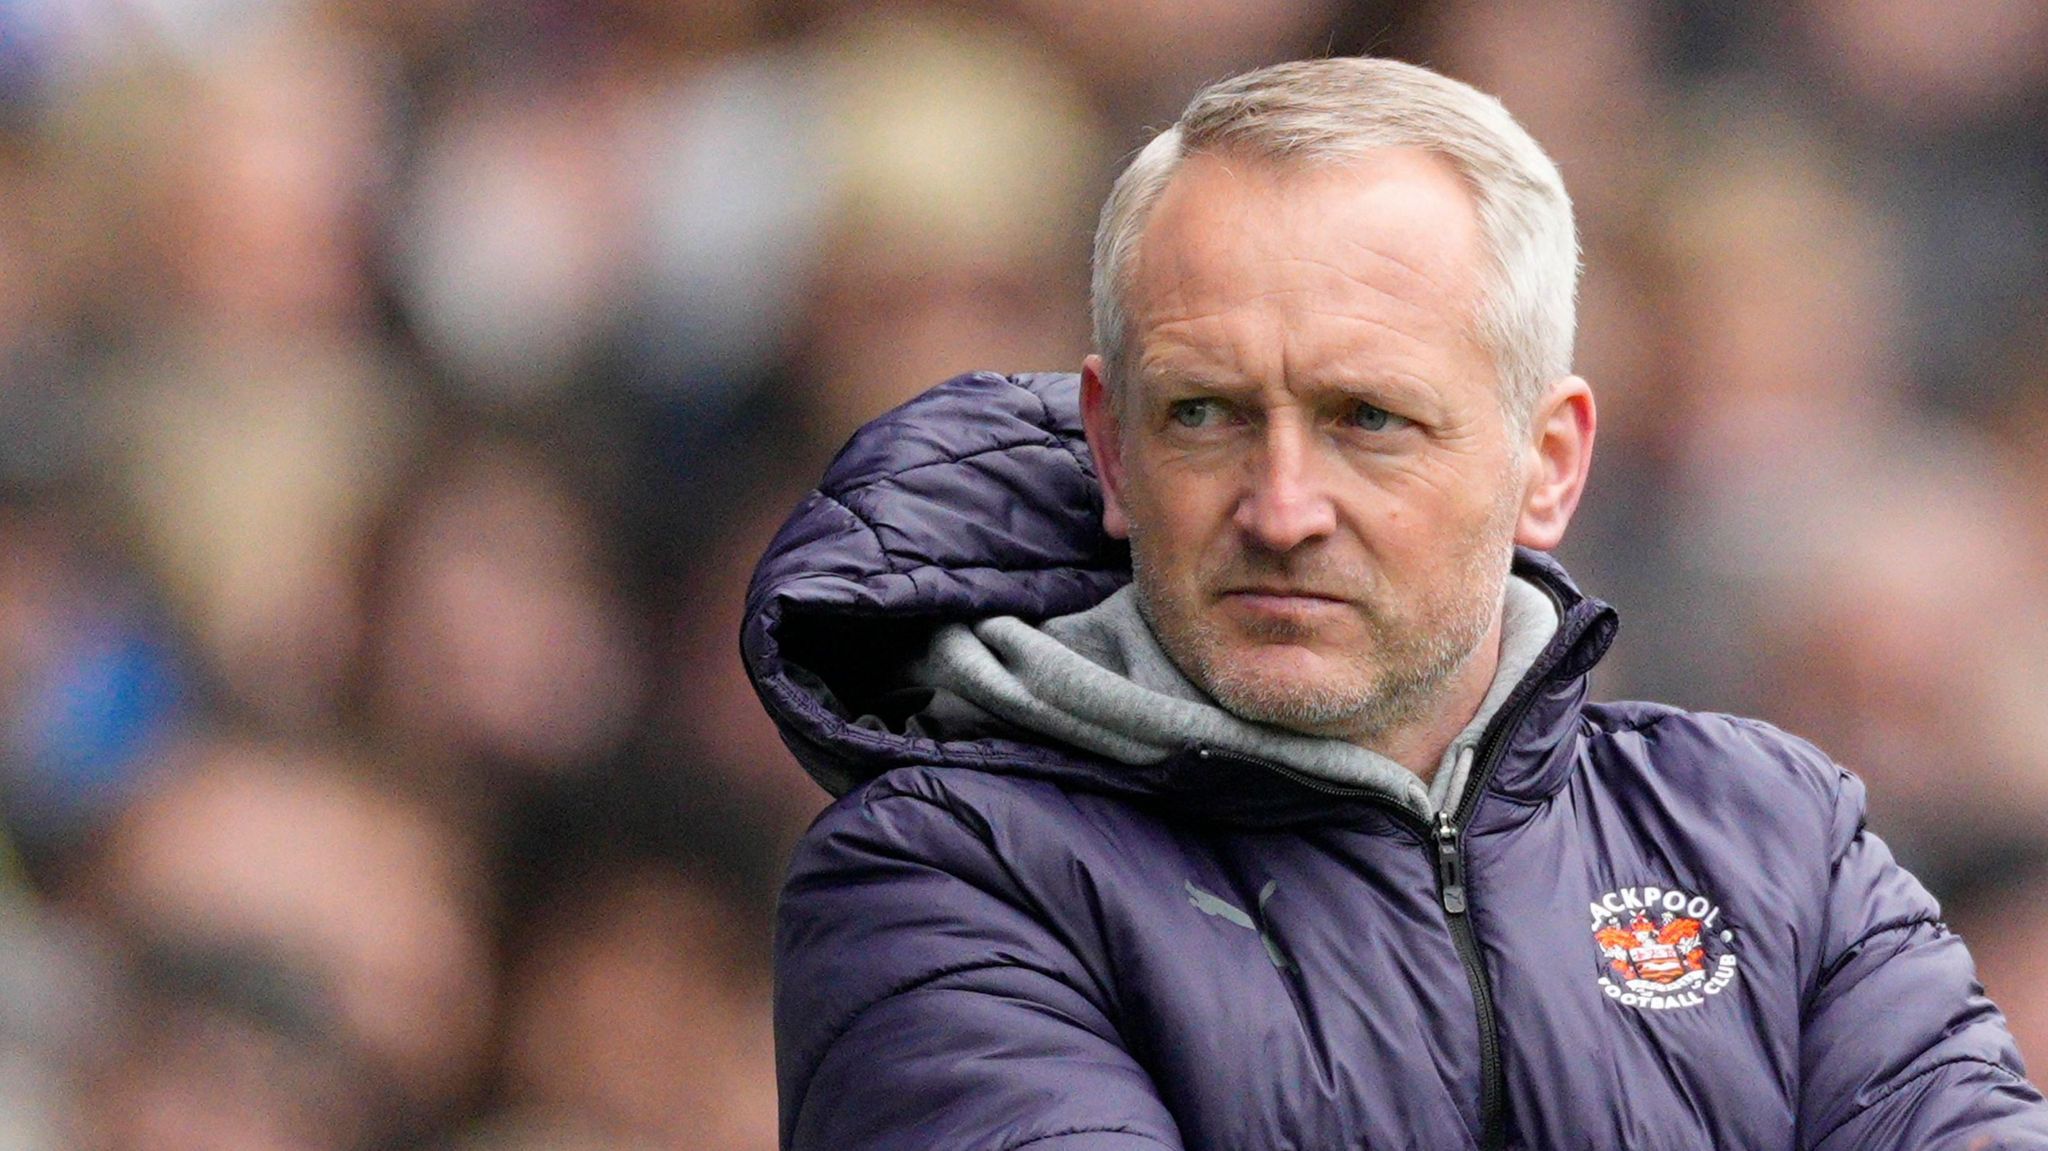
[
  {"x1": 1124, "y1": 151, "x2": 1492, "y2": 378},
  {"x1": 1138, "y1": 251, "x2": 1464, "y2": 357}
]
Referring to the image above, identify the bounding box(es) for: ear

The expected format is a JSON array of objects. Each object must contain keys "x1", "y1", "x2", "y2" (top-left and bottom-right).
[
  {"x1": 1080, "y1": 355, "x2": 1132, "y2": 540},
  {"x1": 1513, "y1": 375, "x2": 1597, "y2": 551}
]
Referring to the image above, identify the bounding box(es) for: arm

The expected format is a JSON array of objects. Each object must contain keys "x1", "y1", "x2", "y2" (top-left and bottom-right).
[
  {"x1": 1800, "y1": 769, "x2": 2048, "y2": 1150},
  {"x1": 775, "y1": 778, "x2": 1183, "y2": 1151}
]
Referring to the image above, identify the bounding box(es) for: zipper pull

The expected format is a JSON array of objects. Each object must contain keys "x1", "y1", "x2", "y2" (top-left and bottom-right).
[{"x1": 1434, "y1": 811, "x2": 1468, "y2": 915}]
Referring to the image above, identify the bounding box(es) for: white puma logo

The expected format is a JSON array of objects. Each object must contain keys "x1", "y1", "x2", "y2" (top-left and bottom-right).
[{"x1": 1185, "y1": 879, "x2": 1294, "y2": 971}]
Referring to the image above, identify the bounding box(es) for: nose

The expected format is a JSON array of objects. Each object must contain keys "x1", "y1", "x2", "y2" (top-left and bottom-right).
[{"x1": 1233, "y1": 419, "x2": 1337, "y2": 552}]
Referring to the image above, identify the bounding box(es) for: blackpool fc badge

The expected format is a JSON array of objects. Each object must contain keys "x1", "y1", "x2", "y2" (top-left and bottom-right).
[{"x1": 1590, "y1": 884, "x2": 1739, "y2": 1011}]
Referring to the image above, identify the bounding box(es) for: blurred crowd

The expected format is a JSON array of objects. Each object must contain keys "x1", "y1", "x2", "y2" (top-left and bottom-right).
[{"x1": 0, "y1": 0, "x2": 2042, "y2": 1146}]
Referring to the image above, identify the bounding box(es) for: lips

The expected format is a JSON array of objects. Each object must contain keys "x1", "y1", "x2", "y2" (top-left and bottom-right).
[
  {"x1": 1217, "y1": 589, "x2": 1355, "y2": 626},
  {"x1": 1220, "y1": 586, "x2": 1350, "y2": 604}
]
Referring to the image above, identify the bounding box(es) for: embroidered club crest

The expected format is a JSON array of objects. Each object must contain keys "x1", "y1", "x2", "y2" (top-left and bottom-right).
[{"x1": 1590, "y1": 884, "x2": 1738, "y2": 1011}]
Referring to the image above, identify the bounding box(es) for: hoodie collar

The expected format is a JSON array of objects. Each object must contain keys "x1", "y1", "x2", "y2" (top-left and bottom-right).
[{"x1": 906, "y1": 577, "x2": 1560, "y2": 822}]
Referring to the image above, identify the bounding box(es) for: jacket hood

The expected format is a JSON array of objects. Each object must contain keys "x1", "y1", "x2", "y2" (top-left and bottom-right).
[{"x1": 743, "y1": 371, "x2": 1618, "y2": 826}]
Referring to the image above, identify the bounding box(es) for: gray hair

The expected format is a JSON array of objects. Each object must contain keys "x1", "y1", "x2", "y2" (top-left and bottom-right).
[{"x1": 1090, "y1": 57, "x2": 1578, "y2": 433}]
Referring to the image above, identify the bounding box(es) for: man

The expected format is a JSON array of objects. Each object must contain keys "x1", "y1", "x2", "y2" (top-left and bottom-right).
[{"x1": 745, "y1": 58, "x2": 2048, "y2": 1149}]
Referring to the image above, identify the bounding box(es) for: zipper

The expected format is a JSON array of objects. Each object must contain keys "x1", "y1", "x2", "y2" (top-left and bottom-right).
[
  {"x1": 1435, "y1": 679, "x2": 1546, "y2": 1151},
  {"x1": 1434, "y1": 810, "x2": 1468, "y2": 914},
  {"x1": 1191, "y1": 675, "x2": 1547, "y2": 1151},
  {"x1": 1434, "y1": 808, "x2": 1501, "y2": 1151}
]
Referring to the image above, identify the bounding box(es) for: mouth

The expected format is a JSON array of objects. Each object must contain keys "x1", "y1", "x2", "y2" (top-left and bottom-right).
[
  {"x1": 1217, "y1": 587, "x2": 1353, "y2": 614},
  {"x1": 1220, "y1": 585, "x2": 1350, "y2": 602}
]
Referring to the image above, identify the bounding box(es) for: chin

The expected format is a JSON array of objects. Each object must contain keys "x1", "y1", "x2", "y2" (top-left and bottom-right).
[
  {"x1": 1200, "y1": 643, "x2": 1376, "y2": 733},
  {"x1": 1228, "y1": 639, "x2": 1342, "y2": 682}
]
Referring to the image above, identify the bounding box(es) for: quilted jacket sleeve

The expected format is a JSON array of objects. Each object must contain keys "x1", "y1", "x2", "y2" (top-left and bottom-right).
[
  {"x1": 774, "y1": 775, "x2": 1183, "y2": 1151},
  {"x1": 1800, "y1": 768, "x2": 2048, "y2": 1150}
]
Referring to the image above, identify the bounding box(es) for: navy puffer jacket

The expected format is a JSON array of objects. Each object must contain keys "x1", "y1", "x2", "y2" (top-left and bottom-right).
[{"x1": 745, "y1": 371, "x2": 2048, "y2": 1151}]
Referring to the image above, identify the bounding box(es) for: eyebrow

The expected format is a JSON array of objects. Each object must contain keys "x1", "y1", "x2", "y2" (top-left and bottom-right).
[
  {"x1": 1127, "y1": 376, "x2": 1244, "y2": 418},
  {"x1": 1139, "y1": 365, "x2": 1434, "y2": 411},
  {"x1": 1134, "y1": 363, "x2": 1251, "y2": 395},
  {"x1": 1320, "y1": 374, "x2": 1435, "y2": 408}
]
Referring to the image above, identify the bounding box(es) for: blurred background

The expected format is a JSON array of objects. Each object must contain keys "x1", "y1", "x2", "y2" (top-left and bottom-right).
[{"x1": 0, "y1": 0, "x2": 2042, "y2": 1146}]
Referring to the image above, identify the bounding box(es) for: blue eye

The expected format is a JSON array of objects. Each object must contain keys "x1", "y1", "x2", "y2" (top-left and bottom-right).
[
  {"x1": 1169, "y1": 399, "x2": 1225, "y2": 428},
  {"x1": 1347, "y1": 402, "x2": 1394, "y2": 431}
]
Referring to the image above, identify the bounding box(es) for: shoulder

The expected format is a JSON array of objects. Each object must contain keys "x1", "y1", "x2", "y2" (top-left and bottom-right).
[
  {"x1": 1572, "y1": 703, "x2": 1856, "y2": 862},
  {"x1": 777, "y1": 764, "x2": 1105, "y2": 971},
  {"x1": 1580, "y1": 702, "x2": 1846, "y2": 803},
  {"x1": 787, "y1": 763, "x2": 1151, "y2": 890}
]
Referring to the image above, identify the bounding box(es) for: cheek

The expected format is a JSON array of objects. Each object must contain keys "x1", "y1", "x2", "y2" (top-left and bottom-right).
[
  {"x1": 1123, "y1": 467, "x2": 1233, "y2": 558},
  {"x1": 1367, "y1": 454, "x2": 1513, "y2": 535}
]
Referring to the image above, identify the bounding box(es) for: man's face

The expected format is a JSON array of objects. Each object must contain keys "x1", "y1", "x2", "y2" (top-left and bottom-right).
[{"x1": 1090, "y1": 148, "x2": 1537, "y2": 746}]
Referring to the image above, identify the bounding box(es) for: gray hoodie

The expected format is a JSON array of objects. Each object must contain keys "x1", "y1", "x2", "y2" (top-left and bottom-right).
[{"x1": 907, "y1": 576, "x2": 1559, "y2": 822}]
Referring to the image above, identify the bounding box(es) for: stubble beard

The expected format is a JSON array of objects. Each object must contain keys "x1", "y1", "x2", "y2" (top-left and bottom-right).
[{"x1": 1130, "y1": 489, "x2": 1520, "y2": 748}]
